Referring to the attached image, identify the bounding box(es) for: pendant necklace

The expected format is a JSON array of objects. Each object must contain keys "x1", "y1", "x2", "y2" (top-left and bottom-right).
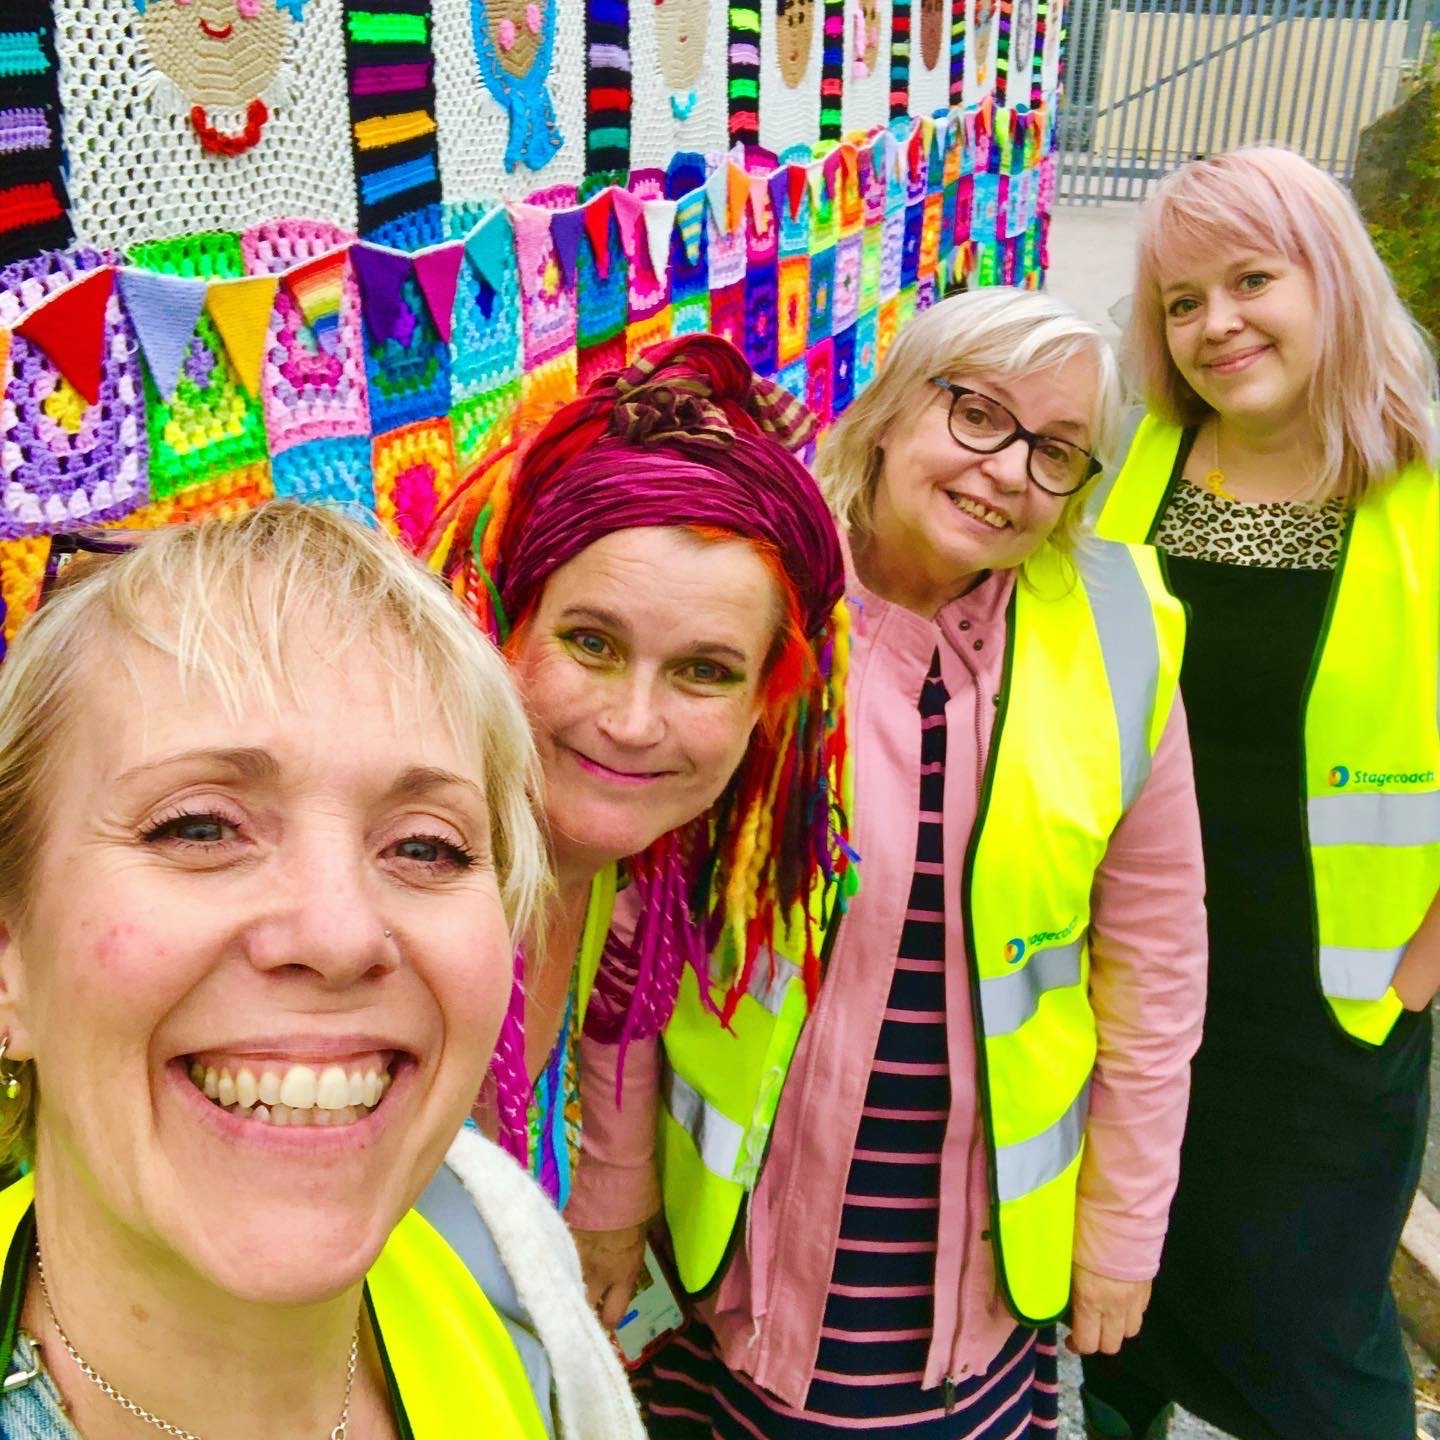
[
  {"x1": 1201, "y1": 423, "x2": 1238, "y2": 502},
  {"x1": 33, "y1": 1240, "x2": 361, "y2": 1440}
]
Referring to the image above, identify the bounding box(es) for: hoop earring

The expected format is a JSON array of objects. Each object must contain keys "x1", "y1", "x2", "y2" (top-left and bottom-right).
[{"x1": 0, "y1": 1036, "x2": 21, "y2": 1102}]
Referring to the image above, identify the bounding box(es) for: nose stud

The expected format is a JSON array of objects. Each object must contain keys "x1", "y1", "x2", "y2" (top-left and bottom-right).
[{"x1": 383, "y1": 929, "x2": 393, "y2": 939}]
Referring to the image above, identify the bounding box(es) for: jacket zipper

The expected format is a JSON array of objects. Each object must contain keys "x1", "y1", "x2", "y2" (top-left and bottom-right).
[{"x1": 943, "y1": 1376, "x2": 957, "y2": 1413}]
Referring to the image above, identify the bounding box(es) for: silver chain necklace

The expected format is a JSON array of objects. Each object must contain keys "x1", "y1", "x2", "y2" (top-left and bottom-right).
[{"x1": 33, "y1": 1240, "x2": 360, "y2": 1440}]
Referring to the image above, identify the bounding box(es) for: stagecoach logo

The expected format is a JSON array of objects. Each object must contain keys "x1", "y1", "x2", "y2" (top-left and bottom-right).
[
  {"x1": 1328, "y1": 763, "x2": 1435, "y2": 788},
  {"x1": 1003, "y1": 916, "x2": 1081, "y2": 965}
]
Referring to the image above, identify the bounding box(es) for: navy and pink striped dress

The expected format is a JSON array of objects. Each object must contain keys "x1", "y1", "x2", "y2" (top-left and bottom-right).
[{"x1": 643, "y1": 654, "x2": 1060, "y2": 1437}]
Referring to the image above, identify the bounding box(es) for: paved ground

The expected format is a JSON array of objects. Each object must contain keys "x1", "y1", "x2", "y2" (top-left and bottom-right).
[
  {"x1": 1042, "y1": 203, "x2": 1143, "y2": 348},
  {"x1": 1055, "y1": 1341, "x2": 1229, "y2": 1438}
]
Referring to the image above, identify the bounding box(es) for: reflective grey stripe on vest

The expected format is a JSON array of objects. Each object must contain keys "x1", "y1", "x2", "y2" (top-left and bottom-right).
[
  {"x1": 1307, "y1": 790, "x2": 1440, "y2": 848},
  {"x1": 747, "y1": 949, "x2": 800, "y2": 1016},
  {"x1": 662, "y1": 1065, "x2": 743, "y2": 1181},
  {"x1": 995, "y1": 1081, "x2": 1090, "y2": 1203},
  {"x1": 418, "y1": 1162, "x2": 557, "y2": 1438},
  {"x1": 979, "y1": 938, "x2": 1083, "y2": 1036},
  {"x1": 1319, "y1": 942, "x2": 1407, "y2": 1001},
  {"x1": 1075, "y1": 541, "x2": 1160, "y2": 811},
  {"x1": 1083, "y1": 406, "x2": 1145, "y2": 525}
]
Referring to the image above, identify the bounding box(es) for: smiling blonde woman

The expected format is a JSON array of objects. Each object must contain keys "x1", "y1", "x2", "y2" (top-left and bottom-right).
[
  {"x1": 0, "y1": 502, "x2": 644, "y2": 1440},
  {"x1": 640, "y1": 289, "x2": 1209, "y2": 1438}
]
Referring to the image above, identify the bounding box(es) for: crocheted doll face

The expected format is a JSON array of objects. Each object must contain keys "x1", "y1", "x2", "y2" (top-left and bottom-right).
[
  {"x1": 776, "y1": 0, "x2": 815, "y2": 87},
  {"x1": 1011, "y1": 0, "x2": 1036, "y2": 83},
  {"x1": 654, "y1": 0, "x2": 709, "y2": 92},
  {"x1": 920, "y1": 0, "x2": 946, "y2": 71},
  {"x1": 857, "y1": 0, "x2": 881, "y2": 74},
  {"x1": 510, "y1": 527, "x2": 777, "y2": 880},
  {"x1": 0, "y1": 614, "x2": 513, "y2": 1304},
  {"x1": 487, "y1": 0, "x2": 547, "y2": 80},
  {"x1": 868, "y1": 354, "x2": 1096, "y2": 610},
  {"x1": 136, "y1": 0, "x2": 294, "y2": 109}
]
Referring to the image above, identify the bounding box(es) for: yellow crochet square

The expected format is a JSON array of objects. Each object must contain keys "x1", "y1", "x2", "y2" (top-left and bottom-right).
[
  {"x1": 625, "y1": 310, "x2": 674, "y2": 365},
  {"x1": 373, "y1": 419, "x2": 460, "y2": 550}
]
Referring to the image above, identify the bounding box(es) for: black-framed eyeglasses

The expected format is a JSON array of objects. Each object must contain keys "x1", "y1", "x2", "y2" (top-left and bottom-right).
[
  {"x1": 38, "y1": 531, "x2": 143, "y2": 607},
  {"x1": 929, "y1": 379, "x2": 1101, "y2": 497}
]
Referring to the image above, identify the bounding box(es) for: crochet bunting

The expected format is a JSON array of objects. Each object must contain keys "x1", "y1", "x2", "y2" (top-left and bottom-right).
[
  {"x1": 15, "y1": 267, "x2": 114, "y2": 407},
  {"x1": 117, "y1": 268, "x2": 209, "y2": 400}
]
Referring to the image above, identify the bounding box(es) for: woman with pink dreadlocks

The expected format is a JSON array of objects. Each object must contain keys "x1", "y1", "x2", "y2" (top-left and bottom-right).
[{"x1": 428, "y1": 334, "x2": 854, "y2": 1323}]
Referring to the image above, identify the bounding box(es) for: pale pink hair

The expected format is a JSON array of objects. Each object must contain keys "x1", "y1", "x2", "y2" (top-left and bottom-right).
[{"x1": 1128, "y1": 145, "x2": 1438, "y2": 503}]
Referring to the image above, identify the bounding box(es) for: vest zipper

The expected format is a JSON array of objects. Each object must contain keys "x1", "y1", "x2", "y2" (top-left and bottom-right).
[{"x1": 943, "y1": 1375, "x2": 957, "y2": 1413}]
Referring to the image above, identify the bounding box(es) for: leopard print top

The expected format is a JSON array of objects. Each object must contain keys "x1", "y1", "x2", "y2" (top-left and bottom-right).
[{"x1": 1154, "y1": 477, "x2": 1346, "y2": 571}]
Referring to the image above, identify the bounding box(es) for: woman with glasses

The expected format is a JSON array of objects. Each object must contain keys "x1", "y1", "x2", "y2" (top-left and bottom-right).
[
  {"x1": 640, "y1": 287, "x2": 1208, "y2": 1438},
  {"x1": 1081, "y1": 148, "x2": 1438, "y2": 1440}
]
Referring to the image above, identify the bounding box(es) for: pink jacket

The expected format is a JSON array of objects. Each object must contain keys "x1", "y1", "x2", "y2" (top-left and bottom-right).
[{"x1": 569, "y1": 562, "x2": 1207, "y2": 1406}]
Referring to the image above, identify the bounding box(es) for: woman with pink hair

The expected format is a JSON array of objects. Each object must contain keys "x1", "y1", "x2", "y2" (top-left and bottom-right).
[
  {"x1": 429, "y1": 334, "x2": 853, "y2": 1319},
  {"x1": 1086, "y1": 146, "x2": 1439, "y2": 1440}
]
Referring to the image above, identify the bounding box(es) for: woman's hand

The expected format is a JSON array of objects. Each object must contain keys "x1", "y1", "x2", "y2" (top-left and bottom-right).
[
  {"x1": 571, "y1": 1220, "x2": 651, "y2": 1330},
  {"x1": 1391, "y1": 892, "x2": 1440, "y2": 1012},
  {"x1": 1065, "y1": 1263, "x2": 1152, "y2": 1356}
]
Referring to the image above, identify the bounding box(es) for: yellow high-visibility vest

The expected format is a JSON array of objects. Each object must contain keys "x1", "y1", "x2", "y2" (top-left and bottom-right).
[
  {"x1": 660, "y1": 538, "x2": 1184, "y2": 1325},
  {"x1": 0, "y1": 1175, "x2": 548, "y2": 1438},
  {"x1": 1098, "y1": 416, "x2": 1440, "y2": 1047}
]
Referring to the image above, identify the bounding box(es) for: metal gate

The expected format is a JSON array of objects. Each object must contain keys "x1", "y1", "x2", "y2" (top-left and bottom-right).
[{"x1": 1058, "y1": 0, "x2": 1438, "y2": 202}]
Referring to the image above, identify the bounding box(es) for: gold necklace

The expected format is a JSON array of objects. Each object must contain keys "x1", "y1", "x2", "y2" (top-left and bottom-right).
[
  {"x1": 34, "y1": 1240, "x2": 361, "y2": 1440},
  {"x1": 1201, "y1": 424, "x2": 1237, "y2": 502}
]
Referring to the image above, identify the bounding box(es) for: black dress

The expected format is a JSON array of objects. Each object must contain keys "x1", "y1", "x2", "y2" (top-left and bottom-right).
[{"x1": 1083, "y1": 448, "x2": 1432, "y2": 1440}]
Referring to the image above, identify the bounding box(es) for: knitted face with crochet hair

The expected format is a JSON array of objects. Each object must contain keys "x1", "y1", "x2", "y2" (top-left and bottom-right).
[
  {"x1": 776, "y1": 0, "x2": 815, "y2": 87},
  {"x1": 654, "y1": 0, "x2": 708, "y2": 91},
  {"x1": 920, "y1": 0, "x2": 946, "y2": 70},
  {"x1": 486, "y1": 0, "x2": 547, "y2": 80},
  {"x1": 135, "y1": 0, "x2": 298, "y2": 109}
]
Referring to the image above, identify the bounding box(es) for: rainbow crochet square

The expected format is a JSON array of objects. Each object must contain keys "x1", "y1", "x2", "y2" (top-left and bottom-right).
[
  {"x1": 859, "y1": 224, "x2": 882, "y2": 313},
  {"x1": 832, "y1": 321, "x2": 856, "y2": 415},
  {"x1": 625, "y1": 309, "x2": 673, "y2": 365},
  {"x1": 901, "y1": 200, "x2": 924, "y2": 288},
  {"x1": 777, "y1": 256, "x2": 809, "y2": 368},
  {"x1": 854, "y1": 308, "x2": 879, "y2": 391},
  {"x1": 519, "y1": 352, "x2": 578, "y2": 430},
  {"x1": 0, "y1": 247, "x2": 148, "y2": 537},
  {"x1": 452, "y1": 378, "x2": 521, "y2": 472},
  {"x1": 670, "y1": 293, "x2": 711, "y2": 337},
  {"x1": 880, "y1": 207, "x2": 904, "y2": 300},
  {"x1": 877, "y1": 294, "x2": 900, "y2": 368},
  {"x1": 244, "y1": 221, "x2": 371, "y2": 456},
  {"x1": 362, "y1": 272, "x2": 451, "y2": 434},
  {"x1": 271, "y1": 436, "x2": 375, "y2": 510},
  {"x1": 832, "y1": 234, "x2": 862, "y2": 333},
  {"x1": 776, "y1": 357, "x2": 807, "y2": 407},
  {"x1": 920, "y1": 192, "x2": 944, "y2": 277},
  {"x1": 373, "y1": 418, "x2": 459, "y2": 552},
  {"x1": 805, "y1": 336, "x2": 834, "y2": 429},
  {"x1": 808, "y1": 247, "x2": 835, "y2": 345},
  {"x1": 708, "y1": 280, "x2": 746, "y2": 355},
  {"x1": 742, "y1": 262, "x2": 779, "y2": 376}
]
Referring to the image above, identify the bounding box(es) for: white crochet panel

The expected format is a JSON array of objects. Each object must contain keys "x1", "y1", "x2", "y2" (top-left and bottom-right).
[
  {"x1": 842, "y1": 0, "x2": 891, "y2": 136},
  {"x1": 964, "y1": 0, "x2": 999, "y2": 105},
  {"x1": 909, "y1": 3, "x2": 953, "y2": 117},
  {"x1": 1010, "y1": 0, "x2": 1038, "y2": 95},
  {"x1": 54, "y1": 0, "x2": 357, "y2": 250},
  {"x1": 630, "y1": 0, "x2": 729, "y2": 170},
  {"x1": 761, "y1": 0, "x2": 821, "y2": 157},
  {"x1": 1042, "y1": 0, "x2": 1063, "y2": 92},
  {"x1": 432, "y1": 0, "x2": 587, "y2": 203}
]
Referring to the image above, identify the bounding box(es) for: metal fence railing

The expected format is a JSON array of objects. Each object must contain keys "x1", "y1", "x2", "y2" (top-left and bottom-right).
[{"x1": 1057, "y1": 0, "x2": 1437, "y2": 202}]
